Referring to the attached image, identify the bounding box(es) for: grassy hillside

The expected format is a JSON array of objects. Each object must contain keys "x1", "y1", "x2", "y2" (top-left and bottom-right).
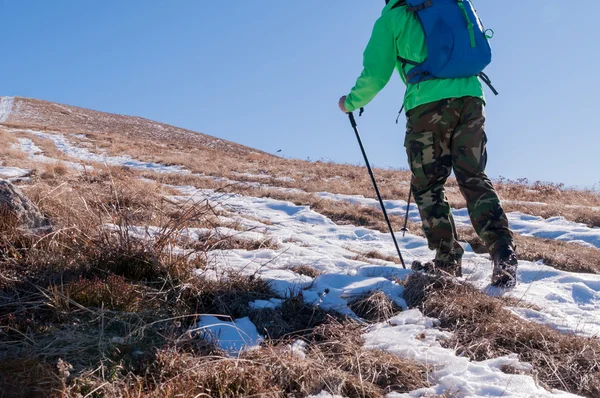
[{"x1": 0, "y1": 98, "x2": 599, "y2": 397}]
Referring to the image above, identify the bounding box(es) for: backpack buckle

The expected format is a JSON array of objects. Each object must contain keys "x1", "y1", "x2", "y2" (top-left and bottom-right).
[{"x1": 406, "y1": 0, "x2": 433, "y2": 12}]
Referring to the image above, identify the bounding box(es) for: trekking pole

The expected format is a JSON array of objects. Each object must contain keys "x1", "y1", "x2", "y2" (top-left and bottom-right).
[
  {"x1": 347, "y1": 110, "x2": 406, "y2": 269},
  {"x1": 401, "y1": 187, "x2": 412, "y2": 237}
]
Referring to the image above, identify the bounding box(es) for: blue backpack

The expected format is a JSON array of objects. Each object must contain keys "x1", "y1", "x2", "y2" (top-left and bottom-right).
[{"x1": 393, "y1": 0, "x2": 498, "y2": 95}]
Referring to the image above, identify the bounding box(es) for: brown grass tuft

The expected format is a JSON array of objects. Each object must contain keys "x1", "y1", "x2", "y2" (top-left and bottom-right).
[
  {"x1": 310, "y1": 318, "x2": 431, "y2": 395},
  {"x1": 348, "y1": 291, "x2": 403, "y2": 323},
  {"x1": 64, "y1": 275, "x2": 148, "y2": 311},
  {"x1": 290, "y1": 264, "x2": 322, "y2": 278},
  {"x1": 0, "y1": 358, "x2": 63, "y2": 398},
  {"x1": 197, "y1": 232, "x2": 280, "y2": 252},
  {"x1": 250, "y1": 292, "x2": 330, "y2": 339},
  {"x1": 195, "y1": 273, "x2": 274, "y2": 320}
]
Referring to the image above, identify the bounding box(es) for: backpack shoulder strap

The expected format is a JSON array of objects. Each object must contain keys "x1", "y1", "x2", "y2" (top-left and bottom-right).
[
  {"x1": 391, "y1": 1, "x2": 407, "y2": 10},
  {"x1": 391, "y1": 0, "x2": 433, "y2": 12}
]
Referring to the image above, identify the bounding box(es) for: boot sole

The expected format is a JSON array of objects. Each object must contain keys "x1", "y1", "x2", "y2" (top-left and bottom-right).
[
  {"x1": 491, "y1": 270, "x2": 517, "y2": 288},
  {"x1": 412, "y1": 260, "x2": 462, "y2": 277}
]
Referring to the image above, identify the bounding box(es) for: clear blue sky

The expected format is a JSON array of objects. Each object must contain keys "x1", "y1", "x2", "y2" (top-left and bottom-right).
[{"x1": 1, "y1": 1, "x2": 598, "y2": 188}]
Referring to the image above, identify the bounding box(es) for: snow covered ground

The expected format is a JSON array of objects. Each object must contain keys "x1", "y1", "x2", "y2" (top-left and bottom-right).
[
  {"x1": 11, "y1": 129, "x2": 189, "y2": 174},
  {"x1": 169, "y1": 187, "x2": 600, "y2": 338},
  {"x1": 0, "y1": 166, "x2": 30, "y2": 182},
  {"x1": 365, "y1": 310, "x2": 580, "y2": 398},
  {"x1": 0, "y1": 96, "x2": 14, "y2": 122},
  {"x1": 165, "y1": 186, "x2": 594, "y2": 397},
  {"x1": 317, "y1": 192, "x2": 600, "y2": 250},
  {"x1": 15, "y1": 137, "x2": 87, "y2": 171},
  {"x1": 2, "y1": 126, "x2": 599, "y2": 397},
  {"x1": 197, "y1": 316, "x2": 263, "y2": 355},
  {"x1": 7, "y1": 127, "x2": 599, "y2": 250},
  {"x1": 167, "y1": 186, "x2": 598, "y2": 398}
]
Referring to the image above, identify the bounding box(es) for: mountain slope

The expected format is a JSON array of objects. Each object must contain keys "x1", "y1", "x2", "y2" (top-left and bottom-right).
[
  {"x1": 0, "y1": 96, "x2": 599, "y2": 397},
  {"x1": 0, "y1": 96, "x2": 269, "y2": 157}
]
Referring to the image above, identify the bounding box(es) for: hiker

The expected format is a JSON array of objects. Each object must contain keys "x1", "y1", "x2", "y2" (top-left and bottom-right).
[{"x1": 338, "y1": 0, "x2": 518, "y2": 287}]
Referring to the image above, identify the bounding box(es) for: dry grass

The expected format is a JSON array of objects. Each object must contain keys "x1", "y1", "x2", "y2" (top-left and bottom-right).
[
  {"x1": 458, "y1": 227, "x2": 600, "y2": 274},
  {"x1": 4, "y1": 96, "x2": 600, "y2": 396},
  {"x1": 250, "y1": 291, "x2": 330, "y2": 340},
  {"x1": 308, "y1": 318, "x2": 431, "y2": 396},
  {"x1": 352, "y1": 249, "x2": 403, "y2": 265},
  {"x1": 154, "y1": 174, "x2": 600, "y2": 277},
  {"x1": 5, "y1": 98, "x2": 600, "y2": 230},
  {"x1": 51, "y1": 318, "x2": 429, "y2": 398},
  {"x1": 0, "y1": 128, "x2": 29, "y2": 165},
  {"x1": 290, "y1": 264, "x2": 323, "y2": 278},
  {"x1": 0, "y1": 359, "x2": 64, "y2": 398},
  {"x1": 0, "y1": 170, "x2": 432, "y2": 397},
  {"x1": 495, "y1": 178, "x2": 600, "y2": 208},
  {"x1": 194, "y1": 230, "x2": 280, "y2": 252},
  {"x1": 403, "y1": 273, "x2": 600, "y2": 397},
  {"x1": 514, "y1": 235, "x2": 600, "y2": 273},
  {"x1": 496, "y1": 178, "x2": 600, "y2": 228},
  {"x1": 348, "y1": 291, "x2": 403, "y2": 323},
  {"x1": 14, "y1": 118, "x2": 597, "y2": 269},
  {"x1": 503, "y1": 202, "x2": 600, "y2": 228}
]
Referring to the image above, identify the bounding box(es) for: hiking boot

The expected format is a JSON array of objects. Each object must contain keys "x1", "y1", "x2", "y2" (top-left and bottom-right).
[
  {"x1": 411, "y1": 259, "x2": 462, "y2": 277},
  {"x1": 491, "y1": 246, "x2": 518, "y2": 288}
]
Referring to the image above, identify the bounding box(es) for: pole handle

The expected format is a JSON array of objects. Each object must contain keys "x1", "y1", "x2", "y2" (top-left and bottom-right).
[
  {"x1": 348, "y1": 112, "x2": 357, "y2": 128},
  {"x1": 347, "y1": 107, "x2": 365, "y2": 129}
]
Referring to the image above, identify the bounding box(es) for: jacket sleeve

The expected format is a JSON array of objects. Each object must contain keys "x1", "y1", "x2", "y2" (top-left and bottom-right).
[{"x1": 344, "y1": 15, "x2": 396, "y2": 113}]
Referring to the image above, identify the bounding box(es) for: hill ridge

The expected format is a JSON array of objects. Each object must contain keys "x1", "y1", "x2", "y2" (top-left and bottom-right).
[{"x1": 0, "y1": 95, "x2": 272, "y2": 157}]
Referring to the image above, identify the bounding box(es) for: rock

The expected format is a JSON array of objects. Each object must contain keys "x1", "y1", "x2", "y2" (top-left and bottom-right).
[{"x1": 0, "y1": 179, "x2": 51, "y2": 232}]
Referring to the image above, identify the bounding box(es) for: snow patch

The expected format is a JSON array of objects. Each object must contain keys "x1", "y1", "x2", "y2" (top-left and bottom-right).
[
  {"x1": 0, "y1": 166, "x2": 30, "y2": 180},
  {"x1": 307, "y1": 393, "x2": 345, "y2": 398},
  {"x1": 285, "y1": 340, "x2": 308, "y2": 360},
  {"x1": 0, "y1": 96, "x2": 14, "y2": 122},
  {"x1": 171, "y1": 185, "x2": 600, "y2": 339},
  {"x1": 317, "y1": 191, "x2": 600, "y2": 250},
  {"x1": 197, "y1": 316, "x2": 263, "y2": 354},
  {"x1": 231, "y1": 171, "x2": 296, "y2": 183},
  {"x1": 249, "y1": 298, "x2": 283, "y2": 310},
  {"x1": 365, "y1": 310, "x2": 581, "y2": 398},
  {"x1": 19, "y1": 129, "x2": 189, "y2": 174},
  {"x1": 15, "y1": 137, "x2": 87, "y2": 171}
]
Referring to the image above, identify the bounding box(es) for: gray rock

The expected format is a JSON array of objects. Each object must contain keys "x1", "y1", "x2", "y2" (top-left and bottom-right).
[{"x1": 0, "y1": 179, "x2": 51, "y2": 232}]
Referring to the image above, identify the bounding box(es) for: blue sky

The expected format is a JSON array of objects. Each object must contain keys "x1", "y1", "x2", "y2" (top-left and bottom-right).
[{"x1": 1, "y1": 1, "x2": 598, "y2": 188}]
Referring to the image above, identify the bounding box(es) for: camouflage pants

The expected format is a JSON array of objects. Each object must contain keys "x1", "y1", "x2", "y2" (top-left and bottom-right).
[{"x1": 404, "y1": 97, "x2": 513, "y2": 263}]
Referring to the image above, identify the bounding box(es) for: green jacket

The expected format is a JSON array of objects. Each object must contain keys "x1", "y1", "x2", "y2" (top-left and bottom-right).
[{"x1": 344, "y1": 0, "x2": 484, "y2": 113}]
